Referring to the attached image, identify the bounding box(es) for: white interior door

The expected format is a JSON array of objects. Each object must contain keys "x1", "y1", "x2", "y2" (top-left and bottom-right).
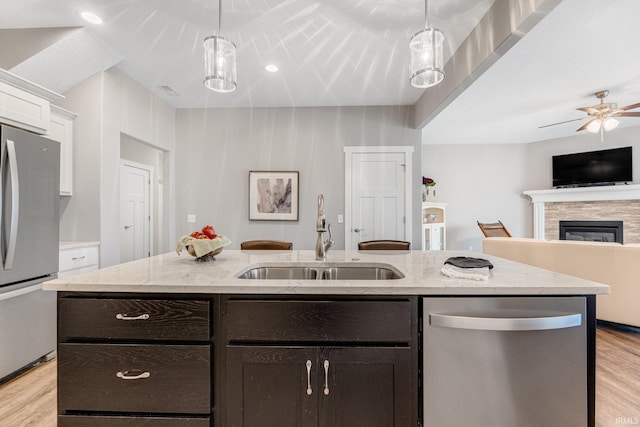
[
  {"x1": 344, "y1": 147, "x2": 413, "y2": 250},
  {"x1": 120, "y1": 161, "x2": 152, "y2": 263}
]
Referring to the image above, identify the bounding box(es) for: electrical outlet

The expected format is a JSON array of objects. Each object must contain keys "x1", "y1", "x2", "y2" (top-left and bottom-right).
[
  {"x1": 338, "y1": 214, "x2": 344, "y2": 224},
  {"x1": 187, "y1": 214, "x2": 196, "y2": 223}
]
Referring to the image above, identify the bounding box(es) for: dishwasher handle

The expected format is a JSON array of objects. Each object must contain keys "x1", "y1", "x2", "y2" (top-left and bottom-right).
[{"x1": 429, "y1": 313, "x2": 582, "y2": 331}]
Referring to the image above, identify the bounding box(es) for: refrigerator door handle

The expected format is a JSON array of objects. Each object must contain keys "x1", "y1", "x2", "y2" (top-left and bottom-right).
[
  {"x1": 429, "y1": 313, "x2": 582, "y2": 331},
  {"x1": 4, "y1": 139, "x2": 19, "y2": 270}
]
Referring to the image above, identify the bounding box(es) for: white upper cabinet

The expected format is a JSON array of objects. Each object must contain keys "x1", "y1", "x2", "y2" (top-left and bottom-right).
[
  {"x1": 0, "y1": 68, "x2": 63, "y2": 134},
  {"x1": 0, "y1": 69, "x2": 74, "y2": 196},
  {"x1": 46, "y1": 106, "x2": 77, "y2": 196}
]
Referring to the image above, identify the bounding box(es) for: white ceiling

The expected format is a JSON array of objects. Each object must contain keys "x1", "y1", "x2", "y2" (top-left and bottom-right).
[
  {"x1": 2, "y1": 0, "x2": 640, "y2": 145},
  {"x1": 422, "y1": 0, "x2": 640, "y2": 144},
  {"x1": 1, "y1": 0, "x2": 494, "y2": 108}
]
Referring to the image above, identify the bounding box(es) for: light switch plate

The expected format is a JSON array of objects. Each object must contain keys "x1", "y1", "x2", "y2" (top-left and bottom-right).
[
  {"x1": 338, "y1": 214, "x2": 344, "y2": 224},
  {"x1": 187, "y1": 214, "x2": 196, "y2": 223}
]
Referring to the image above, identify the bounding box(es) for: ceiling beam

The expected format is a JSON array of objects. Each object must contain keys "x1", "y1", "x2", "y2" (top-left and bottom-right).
[{"x1": 413, "y1": 0, "x2": 562, "y2": 130}]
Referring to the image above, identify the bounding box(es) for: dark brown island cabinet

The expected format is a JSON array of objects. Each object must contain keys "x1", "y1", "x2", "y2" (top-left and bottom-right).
[{"x1": 56, "y1": 293, "x2": 419, "y2": 427}]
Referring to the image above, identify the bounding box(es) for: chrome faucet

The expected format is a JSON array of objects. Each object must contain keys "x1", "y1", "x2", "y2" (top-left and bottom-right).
[{"x1": 315, "y1": 194, "x2": 334, "y2": 261}]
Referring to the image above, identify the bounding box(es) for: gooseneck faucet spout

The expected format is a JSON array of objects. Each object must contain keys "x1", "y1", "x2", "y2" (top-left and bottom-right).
[{"x1": 315, "y1": 194, "x2": 334, "y2": 261}]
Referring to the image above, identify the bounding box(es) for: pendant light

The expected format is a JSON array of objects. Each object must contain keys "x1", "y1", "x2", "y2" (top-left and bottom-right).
[
  {"x1": 203, "y1": 0, "x2": 237, "y2": 93},
  {"x1": 409, "y1": 0, "x2": 444, "y2": 88}
]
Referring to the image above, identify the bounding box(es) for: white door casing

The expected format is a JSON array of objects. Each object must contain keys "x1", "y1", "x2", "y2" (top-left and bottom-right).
[
  {"x1": 120, "y1": 160, "x2": 153, "y2": 263},
  {"x1": 344, "y1": 146, "x2": 413, "y2": 250}
]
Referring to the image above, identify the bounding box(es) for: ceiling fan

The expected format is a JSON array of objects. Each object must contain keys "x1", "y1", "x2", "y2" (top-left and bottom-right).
[{"x1": 539, "y1": 90, "x2": 640, "y2": 135}]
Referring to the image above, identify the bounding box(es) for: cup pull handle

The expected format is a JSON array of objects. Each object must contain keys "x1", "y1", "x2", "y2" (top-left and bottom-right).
[
  {"x1": 115, "y1": 313, "x2": 150, "y2": 321},
  {"x1": 323, "y1": 360, "x2": 330, "y2": 395},
  {"x1": 116, "y1": 371, "x2": 150, "y2": 380},
  {"x1": 306, "y1": 360, "x2": 313, "y2": 395}
]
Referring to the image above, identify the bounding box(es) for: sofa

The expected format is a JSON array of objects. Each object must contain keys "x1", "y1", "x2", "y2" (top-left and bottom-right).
[{"x1": 482, "y1": 237, "x2": 639, "y2": 328}]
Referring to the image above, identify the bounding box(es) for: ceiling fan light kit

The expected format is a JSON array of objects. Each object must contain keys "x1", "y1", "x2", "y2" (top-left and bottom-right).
[
  {"x1": 540, "y1": 89, "x2": 640, "y2": 137},
  {"x1": 204, "y1": 0, "x2": 237, "y2": 93},
  {"x1": 410, "y1": 0, "x2": 445, "y2": 88}
]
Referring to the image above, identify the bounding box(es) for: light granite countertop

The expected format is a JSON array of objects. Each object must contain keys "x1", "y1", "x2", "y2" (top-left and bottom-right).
[{"x1": 43, "y1": 250, "x2": 610, "y2": 295}]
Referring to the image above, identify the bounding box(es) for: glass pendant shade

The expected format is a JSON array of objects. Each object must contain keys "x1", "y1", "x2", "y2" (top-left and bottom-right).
[
  {"x1": 586, "y1": 119, "x2": 601, "y2": 133},
  {"x1": 410, "y1": 27, "x2": 445, "y2": 88},
  {"x1": 603, "y1": 117, "x2": 619, "y2": 131},
  {"x1": 204, "y1": 35, "x2": 237, "y2": 93}
]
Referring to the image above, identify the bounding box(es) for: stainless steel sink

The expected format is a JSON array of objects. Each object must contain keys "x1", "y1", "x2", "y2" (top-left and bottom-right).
[
  {"x1": 236, "y1": 266, "x2": 318, "y2": 280},
  {"x1": 235, "y1": 263, "x2": 404, "y2": 280},
  {"x1": 320, "y1": 266, "x2": 402, "y2": 280}
]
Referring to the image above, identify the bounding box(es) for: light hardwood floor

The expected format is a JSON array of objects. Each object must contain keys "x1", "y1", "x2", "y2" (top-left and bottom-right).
[{"x1": 0, "y1": 325, "x2": 638, "y2": 426}]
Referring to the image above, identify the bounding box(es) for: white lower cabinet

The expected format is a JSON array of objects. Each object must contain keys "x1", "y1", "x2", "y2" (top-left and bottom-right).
[{"x1": 59, "y1": 243, "x2": 100, "y2": 278}]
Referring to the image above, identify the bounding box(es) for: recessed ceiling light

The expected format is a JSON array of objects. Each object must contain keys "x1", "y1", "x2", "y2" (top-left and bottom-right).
[
  {"x1": 81, "y1": 11, "x2": 103, "y2": 25},
  {"x1": 265, "y1": 64, "x2": 278, "y2": 73}
]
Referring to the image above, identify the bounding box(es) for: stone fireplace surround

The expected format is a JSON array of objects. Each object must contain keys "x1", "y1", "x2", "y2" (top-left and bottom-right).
[{"x1": 524, "y1": 184, "x2": 640, "y2": 243}]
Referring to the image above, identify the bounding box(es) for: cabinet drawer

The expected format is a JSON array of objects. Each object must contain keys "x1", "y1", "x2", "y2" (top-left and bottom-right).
[
  {"x1": 59, "y1": 298, "x2": 210, "y2": 341},
  {"x1": 58, "y1": 415, "x2": 210, "y2": 427},
  {"x1": 224, "y1": 299, "x2": 412, "y2": 343},
  {"x1": 59, "y1": 246, "x2": 99, "y2": 273},
  {"x1": 58, "y1": 343, "x2": 211, "y2": 414}
]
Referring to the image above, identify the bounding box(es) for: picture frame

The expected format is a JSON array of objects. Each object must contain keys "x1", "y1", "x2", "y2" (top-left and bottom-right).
[{"x1": 249, "y1": 171, "x2": 299, "y2": 221}]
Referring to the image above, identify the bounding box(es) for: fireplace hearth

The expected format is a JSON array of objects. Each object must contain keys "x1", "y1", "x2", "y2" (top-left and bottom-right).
[{"x1": 559, "y1": 220, "x2": 623, "y2": 244}]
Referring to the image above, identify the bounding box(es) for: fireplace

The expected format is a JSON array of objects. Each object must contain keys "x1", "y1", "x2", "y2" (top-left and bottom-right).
[{"x1": 559, "y1": 220, "x2": 623, "y2": 244}]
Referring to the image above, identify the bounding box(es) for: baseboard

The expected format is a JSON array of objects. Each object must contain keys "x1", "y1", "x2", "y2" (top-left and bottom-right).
[{"x1": 597, "y1": 319, "x2": 640, "y2": 334}]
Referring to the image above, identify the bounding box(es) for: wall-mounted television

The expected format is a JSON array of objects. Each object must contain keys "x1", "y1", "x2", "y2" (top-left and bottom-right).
[{"x1": 552, "y1": 146, "x2": 632, "y2": 188}]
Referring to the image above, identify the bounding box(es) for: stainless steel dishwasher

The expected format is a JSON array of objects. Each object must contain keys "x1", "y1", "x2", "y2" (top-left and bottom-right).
[{"x1": 423, "y1": 297, "x2": 587, "y2": 427}]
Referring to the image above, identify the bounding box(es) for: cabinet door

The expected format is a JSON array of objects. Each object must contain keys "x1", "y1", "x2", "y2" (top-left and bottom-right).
[
  {"x1": 225, "y1": 346, "x2": 318, "y2": 427},
  {"x1": 318, "y1": 347, "x2": 415, "y2": 427}
]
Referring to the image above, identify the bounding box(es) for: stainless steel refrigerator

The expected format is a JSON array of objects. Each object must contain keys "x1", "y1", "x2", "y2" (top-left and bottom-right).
[{"x1": 0, "y1": 125, "x2": 60, "y2": 382}]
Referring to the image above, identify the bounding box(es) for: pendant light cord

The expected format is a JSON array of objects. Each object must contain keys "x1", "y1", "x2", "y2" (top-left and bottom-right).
[
  {"x1": 218, "y1": 0, "x2": 222, "y2": 35},
  {"x1": 424, "y1": 0, "x2": 429, "y2": 28}
]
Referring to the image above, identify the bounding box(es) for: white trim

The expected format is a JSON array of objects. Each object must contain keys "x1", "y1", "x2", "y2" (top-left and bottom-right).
[
  {"x1": 120, "y1": 159, "x2": 154, "y2": 257},
  {"x1": 344, "y1": 146, "x2": 414, "y2": 250},
  {"x1": 524, "y1": 184, "x2": 640, "y2": 239},
  {"x1": 0, "y1": 68, "x2": 64, "y2": 101},
  {"x1": 524, "y1": 184, "x2": 640, "y2": 203}
]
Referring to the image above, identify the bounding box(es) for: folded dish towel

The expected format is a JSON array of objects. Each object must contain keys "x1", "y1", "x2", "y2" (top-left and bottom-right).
[
  {"x1": 441, "y1": 264, "x2": 490, "y2": 281},
  {"x1": 441, "y1": 257, "x2": 493, "y2": 281},
  {"x1": 176, "y1": 235, "x2": 231, "y2": 258}
]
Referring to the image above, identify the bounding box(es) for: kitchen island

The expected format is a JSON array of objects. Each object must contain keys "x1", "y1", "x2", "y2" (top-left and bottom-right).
[{"x1": 44, "y1": 250, "x2": 608, "y2": 427}]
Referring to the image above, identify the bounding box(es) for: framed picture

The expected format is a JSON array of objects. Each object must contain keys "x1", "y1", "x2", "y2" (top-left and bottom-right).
[{"x1": 249, "y1": 171, "x2": 299, "y2": 221}]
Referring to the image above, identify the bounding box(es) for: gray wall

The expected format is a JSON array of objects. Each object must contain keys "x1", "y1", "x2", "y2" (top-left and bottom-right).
[
  {"x1": 58, "y1": 72, "x2": 103, "y2": 243},
  {"x1": 57, "y1": 68, "x2": 176, "y2": 267},
  {"x1": 175, "y1": 106, "x2": 421, "y2": 250},
  {"x1": 423, "y1": 125, "x2": 640, "y2": 251}
]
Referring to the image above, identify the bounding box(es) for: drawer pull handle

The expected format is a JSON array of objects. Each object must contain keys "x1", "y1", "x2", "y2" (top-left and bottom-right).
[
  {"x1": 323, "y1": 360, "x2": 330, "y2": 395},
  {"x1": 115, "y1": 313, "x2": 150, "y2": 321},
  {"x1": 71, "y1": 256, "x2": 86, "y2": 260},
  {"x1": 306, "y1": 360, "x2": 312, "y2": 395},
  {"x1": 116, "y1": 371, "x2": 150, "y2": 380}
]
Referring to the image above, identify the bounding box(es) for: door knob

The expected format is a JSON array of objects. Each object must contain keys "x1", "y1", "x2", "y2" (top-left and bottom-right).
[
  {"x1": 354, "y1": 228, "x2": 365, "y2": 233},
  {"x1": 124, "y1": 225, "x2": 133, "y2": 230}
]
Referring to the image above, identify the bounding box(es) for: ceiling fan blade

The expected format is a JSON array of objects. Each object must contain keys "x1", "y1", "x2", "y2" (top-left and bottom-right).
[
  {"x1": 576, "y1": 118, "x2": 598, "y2": 132},
  {"x1": 619, "y1": 102, "x2": 640, "y2": 111},
  {"x1": 538, "y1": 117, "x2": 586, "y2": 129},
  {"x1": 617, "y1": 112, "x2": 640, "y2": 117},
  {"x1": 576, "y1": 107, "x2": 599, "y2": 114}
]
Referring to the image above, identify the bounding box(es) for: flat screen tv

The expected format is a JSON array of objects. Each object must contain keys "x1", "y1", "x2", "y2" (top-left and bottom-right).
[{"x1": 552, "y1": 146, "x2": 632, "y2": 188}]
